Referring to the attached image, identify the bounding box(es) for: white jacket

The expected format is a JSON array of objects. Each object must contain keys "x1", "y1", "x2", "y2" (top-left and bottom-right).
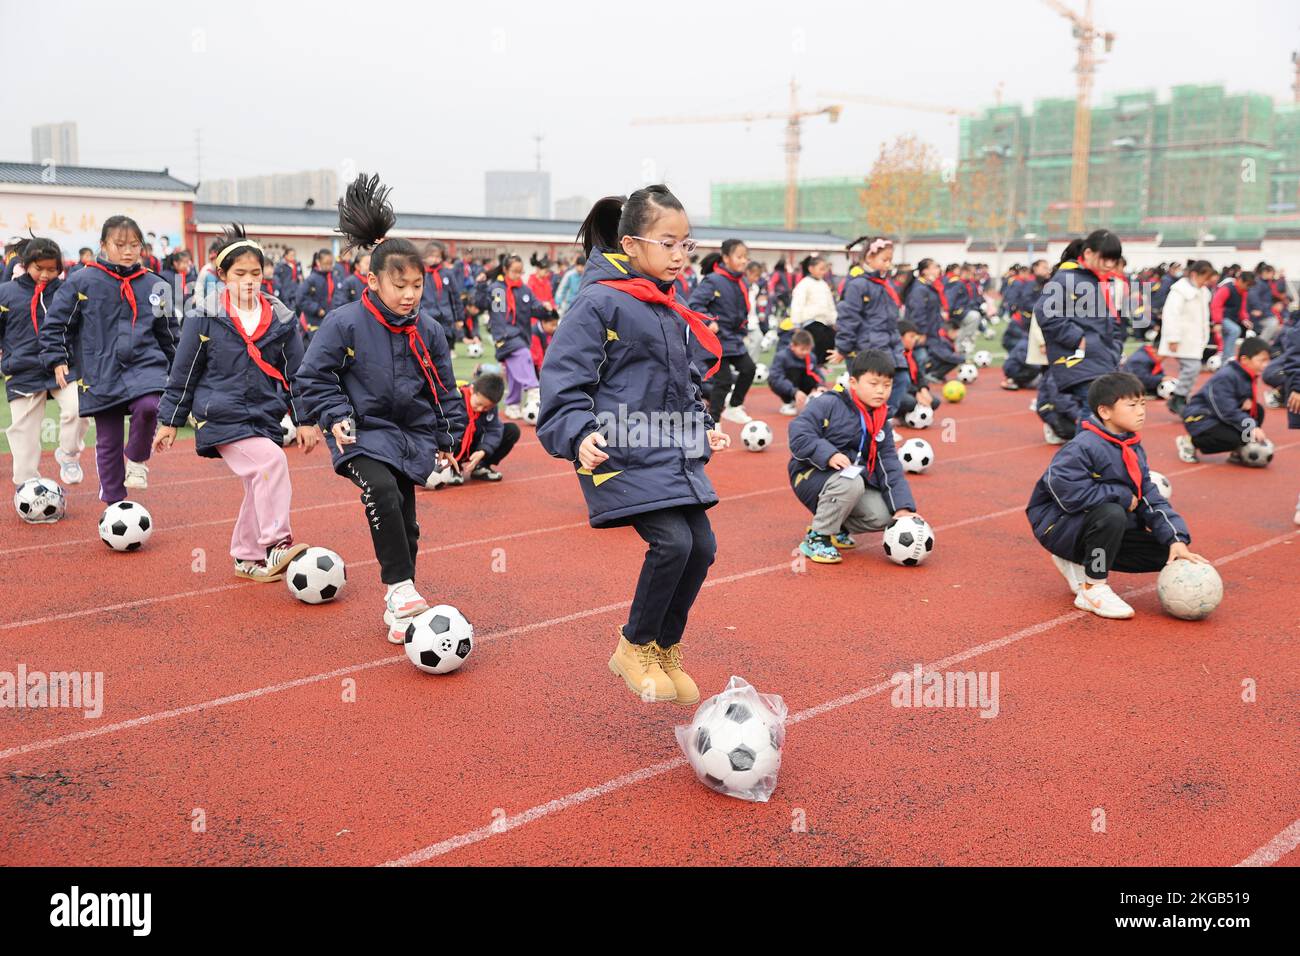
[
  {"x1": 790, "y1": 275, "x2": 837, "y2": 328},
  {"x1": 1158, "y1": 277, "x2": 1211, "y2": 359}
]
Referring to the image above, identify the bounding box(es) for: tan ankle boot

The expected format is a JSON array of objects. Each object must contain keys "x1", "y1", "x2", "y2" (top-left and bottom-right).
[
  {"x1": 607, "y1": 628, "x2": 677, "y2": 702},
  {"x1": 655, "y1": 641, "x2": 700, "y2": 705}
]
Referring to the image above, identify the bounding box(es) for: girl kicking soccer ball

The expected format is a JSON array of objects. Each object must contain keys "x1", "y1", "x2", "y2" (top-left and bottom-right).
[
  {"x1": 538, "y1": 185, "x2": 729, "y2": 705},
  {"x1": 153, "y1": 224, "x2": 320, "y2": 581},
  {"x1": 296, "y1": 174, "x2": 467, "y2": 643}
]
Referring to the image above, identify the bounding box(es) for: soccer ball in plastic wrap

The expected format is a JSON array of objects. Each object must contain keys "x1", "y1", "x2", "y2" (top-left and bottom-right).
[
  {"x1": 14, "y1": 478, "x2": 66, "y2": 524},
  {"x1": 676, "y1": 676, "x2": 787, "y2": 802}
]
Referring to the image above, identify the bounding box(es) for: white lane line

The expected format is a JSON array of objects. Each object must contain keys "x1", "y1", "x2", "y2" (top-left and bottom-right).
[
  {"x1": 381, "y1": 528, "x2": 1298, "y2": 866},
  {"x1": 1236, "y1": 819, "x2": 1300, "y2": 867}
]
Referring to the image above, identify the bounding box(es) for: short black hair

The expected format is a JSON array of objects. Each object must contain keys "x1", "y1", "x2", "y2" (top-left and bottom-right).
[
  {"x1": 791, "y1": 328, "x2": 814, "y2": 347},
  {"x1": 897, "y1": 318, "x2": 919, "y2": 336},
  {"x1": 21, "y1": 234, "x2": 62, "y2": 268},
  {"x1": 473, "y1": 372, "x2": 505, "y2": 405},
  {"x1": 849, "y1": 349, "x2": 895, "y2": 379},
  {"x1": 1088, "y1": 372, "x2": 1145, "y2": 415},
  {"x1": 1239, "y1": 337, "x2": 1270, "y2": 361}
]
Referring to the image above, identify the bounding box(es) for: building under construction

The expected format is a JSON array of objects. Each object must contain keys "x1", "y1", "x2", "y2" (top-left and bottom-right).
[{"x1": 712, "y1": 84, "x2": 1300, "y2": 246}]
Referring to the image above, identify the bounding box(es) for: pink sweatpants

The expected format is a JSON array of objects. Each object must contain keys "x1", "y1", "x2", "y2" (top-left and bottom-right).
[{"x1": 216, "y1": 437, "x2": 294, "y2": 561}]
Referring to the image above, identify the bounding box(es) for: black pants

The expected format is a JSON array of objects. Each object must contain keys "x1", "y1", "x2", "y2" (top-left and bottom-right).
[
  {"x1": 344, "y1": 455, "x2": 419, "y2": 585},
  {"x1": 1072, "y1": 502, "x2": 1168, "y2": 580},
  {"x1": 780, "y1": 367, "x2": 822, "y2": 404},
  {"x1": 479, "y1": 422, "x2": 520, "y2": 468},
  {"x1": 708, "y1": 353, "x2": 756, "y2": 418},
  {"x1": 625, "y1": 505, "x2": 717, "y2": 648},
  {"x1": 1189, "y1": 421, "x2": 1247, "y2": 455}
]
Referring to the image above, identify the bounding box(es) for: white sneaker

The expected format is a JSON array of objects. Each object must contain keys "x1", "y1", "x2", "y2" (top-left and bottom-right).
[
  {"x1": 1051, "y1": 554, "x2": 1085, "y2": 595},
  {"x1": 1044, "y1": 423, "x2": 1065, "y2": 445},
  {"x1": 383, "y1": 580, "x2": 430, "y2": 644},
  {"x1": 778, "y1": 402, "x2": 798, "y2": 417},
  {"x1": 123, "y1": 459, "x2": 149, "y2": 489},
  {"x1": 1175, "y1": 434, "x2": 1199, "y2": 464},
  {"x1": 54, "y1": 448, "x2": 83, "y2": 485},
  {"x1": 1028, "y1": 398, "x2": 1038, "y2": 413},
  {"x1": 720, "y1": 405, "x2": 753, "y2": 425},
  {"x1": 503, "y1": 404, "x2": 522, "y2": 420},
  {"x1": 1074, "y1": 582, "x2": 1135, "y2": 619}
]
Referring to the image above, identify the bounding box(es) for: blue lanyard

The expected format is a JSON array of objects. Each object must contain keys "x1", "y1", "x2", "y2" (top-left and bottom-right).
[{"x1": 853, "y1": 405, "x2": 870, "y2": 466}]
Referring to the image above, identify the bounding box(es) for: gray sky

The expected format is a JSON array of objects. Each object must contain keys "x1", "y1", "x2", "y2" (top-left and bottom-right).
[{"x1": 2, "y1": 0, "x2": 1297, "y2": 222}]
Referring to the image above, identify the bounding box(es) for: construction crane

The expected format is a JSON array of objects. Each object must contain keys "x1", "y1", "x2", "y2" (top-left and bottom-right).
[
  {"x1": 631, "y1": 78, "x2": 841, "y2": 230},
  {"x1": 815, "y1": 91, "x2": 978, "y2": 119},
  {"x1": 1043, "y1": 0, "x2": 1115, "y2": 233}
]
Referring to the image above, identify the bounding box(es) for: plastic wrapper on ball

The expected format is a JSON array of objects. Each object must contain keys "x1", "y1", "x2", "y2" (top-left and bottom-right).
[{"x1": 675, "y1": 676, "x2": 787, "y2": 802}]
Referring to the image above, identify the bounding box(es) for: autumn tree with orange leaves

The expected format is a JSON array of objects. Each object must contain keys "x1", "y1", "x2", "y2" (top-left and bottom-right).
[{"x1": 859, "y1": 134, "x2": 943, "y2": 261}]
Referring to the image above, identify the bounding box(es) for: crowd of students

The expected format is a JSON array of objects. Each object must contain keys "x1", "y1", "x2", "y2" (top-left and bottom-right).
[{"x1": 3, "y1": 193, "x2": 1298, "y2": 699}]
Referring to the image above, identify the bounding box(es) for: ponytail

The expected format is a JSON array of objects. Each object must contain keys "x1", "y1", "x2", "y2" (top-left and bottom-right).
[
  {"x1": 336, "y1": 172, "x2": 421, "y2": 276},
  {"x1": 575, "y1": 185, "x2": 685, "y2": 257}
]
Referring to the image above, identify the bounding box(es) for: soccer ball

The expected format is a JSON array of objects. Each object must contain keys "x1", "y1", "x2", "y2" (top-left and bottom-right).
[
  {"x1": 1239, "y1": 439, "x2": 1274, "y2": 467},
  {"x1": 403, "y1": 605, "x2": 474, "y2": 674},
  {"x1": 740, "y1": 420, "x2": 773, "y2": 452},
  {"x1": 836, "y1": 372, "x2": 850, "y2": 391},
  {"x1": 761, "y1": 329, "x2": 779, "y2": 350},
  {"x1": 942, "y1": 380, "x2": 966, "y2": 403},
  {"x1": 683, "y1": 696, "x2": 782, "y2": 800},
  {"x1": 1157, "y1": 560, "x2": 1223, "y2": 620},
  {"x1": 882, "y1": 514, "x2": 934, "y2": 567},
  {"x1": 1148, "y1": 470, "x2": 1172, "y2": 499},
  {"x1": 523, "y1": 400, "x2": 540, "y2": 425},
  {"x1": 98, "y1": 501, "x2": 152, "y2": 551},
  {"x1": 466, "y1": 341, "x2": 483, "y2": 358},
  {"x1": 1244, "y1": 329, "x2": 1258, "y2": 339},
  {"x1": 973, "y1": 350, "x2": 992, "y2": 368},
  {"x1": 285, "y1": 547, "x2": 347, "y2": 604},
  {"x1": 1144, "y1": 328, "x2": 1159, "y2": 343},
  {"x1": 753, "y1": 362, "x2": 769, "y2": 385},
  {"x1": 280, "y1": 414, "x2": 298, "y2": 447},
  {"x1": 1205, "y1": 353, "x2": 1223, "y2": 371},
  {"x1": 957, "y1": 363, "x2": 979, "y2": 384},
  {"x1": 899, "y1": 438, "x2": 934, "y2": 474},
  {"x1": 14, "y1": 478, "x2": 66, "y2": 524},
  {"x1": 903, "y1": 404, "x2": 933, "y2": 430},
  {"x1": 1156, "y1": 378, "x2": 1178, "y2": 401}
]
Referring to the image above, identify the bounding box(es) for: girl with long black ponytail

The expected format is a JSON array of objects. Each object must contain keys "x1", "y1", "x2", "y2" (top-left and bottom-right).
[{"x1": 294, "y1": 174, "x2": 468, "y2": 644}]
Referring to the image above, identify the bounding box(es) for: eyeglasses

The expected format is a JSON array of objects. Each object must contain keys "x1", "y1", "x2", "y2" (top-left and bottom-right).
[{"x1": 630, "y1": 236, "x2": 697, "y2": 256}]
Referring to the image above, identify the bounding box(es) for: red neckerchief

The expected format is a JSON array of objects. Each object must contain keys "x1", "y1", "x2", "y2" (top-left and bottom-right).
[
  {"x1": 1080, "y1": 421, "x2": 1142, "y2": 493},
  {"x1": 931, "y1": 278, "x2": 948, "y2": 311},
  {"x1": 261, "y1": 278, "x2": 274, "y2": 295},
  {"x1": 425, "y1": 266, "x2": 443, "y2": 295},
  {"x1": 847, "y1": 389, "x2": 888, "y2": 476},
  {"x1": 319, "y1": 270, "x2": 334, "y2": 309},
  {"x1": 1143, "y1": 344, "x2": 1159, "y2": 365},
  {"x1": 504, "y1": 277, "x2": 522, "y2": 323},
  {"x1": 866, "y1": 274, "x2": 901, "y2": 308},
  {"x1": 962, "y1": 278, "x2": 977, "y2": 302},
  {"x1": 597, "y1": 277, "x2": 723, "y2": 379},
  {"x1": 456, "y1": 383, "x2": 478, "y2": 461},
  {"x1": 1236, "y1": 360, "x2": 1259, "y2": 419},
  {"x1": 803, "y1": 352, "x2": 822, "y2": 385},
  {"x1": 29, "y1": 280, "x2": 48, "y2": 335},
  {"x1": 714, "y1": 265, "x2": 750, "y2": 311},
  {"x1": 223, "y1": 290, "x2": 287, "y2": 388},
  {"x1": 361, "y1": 291, "x2": 446, "y2": 397},
  {"x1": 84, "y1": 261, "x2": 147, "y2": 325},
  {"x1": 903, "y1": 347, "x2": 918, "y2": 385},
  {"x1": 1076, "y1": 259, "x2": 1115, "y2": 318}
]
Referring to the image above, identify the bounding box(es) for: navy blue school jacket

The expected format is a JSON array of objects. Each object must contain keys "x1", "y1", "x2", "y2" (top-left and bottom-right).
[
  {"x1": 296, "y1": 269, "x2": 336, "y2": 334},
  {"x1": 1151, "y1": 272, "x2": 1176, "y2": 314},
  {"x1": 0, "y1": 275, "x2": 68, "y2": 399},
  {"x1": 39, "y1": 259, "x2": 177, "y2": 416},
  {"x1": 331, "y1": 272, "x2": 366, "y2": 309},
  {"x1": 1121, "y1": 344, "x2": 1164, "y2": 391},
  {"x1": 787, "y1": 388, "x2": 915, "y2": 516},
  {"x1": 487, "y1": 279, "x2": 549, "y2": 361},
  {"x1": 904, "y1": 279, "x2": 945, "y2": 339},
  {"x1": 157, "y1": 295, "x2": 309, "y2": 458},
  {"x1": 1026, "y1": 416, "x2": 1190, "y2": 561},
  {"x1": 834, "y1": 270, "x2": 904, "y2": 367},
  {"x1": 420, "y1": 266, "x2": 464, "y2": 338},
  {"x1": 1281, "y1": 320, "x2": 1300, "y2": 429},
  {"x1": 1034, "y1": 261, "x2": 1124, "y2": 391},
  {"x1": 294, "y1": 294, "x2": 467, "y2": 485},
  {"x1": 273, "y1": 261, "x2": 301, "y2": 310},
  {"x1": 1181, "y1": 359, "x2": 1263, "y2": 443},
  {"x1": 456, "y1": 385, "x2": 505, "y2": 461},
  {"x1": 768, "y1": 346, "x2": 824, "y2": 403},
  {"x1": 688, "y1": 266, "x2": 750, "y2": 358},
  {"x1": 536, "y1": 250, "x2": 718, "y2": 528},
  {"x1": 942, "y1": 274, "x2": 969, "y2": 317}
]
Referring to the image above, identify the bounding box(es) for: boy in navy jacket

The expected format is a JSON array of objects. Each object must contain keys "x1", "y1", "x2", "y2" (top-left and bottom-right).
[
  {"x1": 1120, "y1": 343, "x2": 1166, "y2": 395},
  {"x1": 442, "y1": 371, "x2": 518, "y2": 484},
  {"x1": 768, "y1": 328, "x2": 825, "y2": 416},
  {"x1": 1176, "y1": 337, "x2": 1271, "y2": 463},
  {"x1": 1002, "y1": 335, "x2": 1041, "y2": 391},
  {"x1": 295, "y1": 250, "x2": 336, "y2": 341},
  {"x1": 896, "y1": 320, "x2": 941, "y2": 420},
  {"x1": 789, "y1": 349, "x2": 917, "y2": 564},
  {"x1": 1027, "y1": 372, "x2": 1204, "y2": 620}
]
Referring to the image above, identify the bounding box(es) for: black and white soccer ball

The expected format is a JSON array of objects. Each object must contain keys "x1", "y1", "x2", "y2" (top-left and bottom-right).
[
  {"x1": 882, "y1": 514, "x2": 935, "y2": 567},
  {"x1": 523, "y1": 400, "x2": 540, "y2": 425},
  {"x1": 685, "y1": 697, "x2": 782, "y2": 797},
  {"x1": 752, "y1": 362, "x2": 769, "y2": 385},
  {"x1": 903, "y1": 404, "x2": 933, "y2": 430},
  {"x1": 466, "y1": 341, "x2": 484, "y2": 358},
  {"x1": 741, "y1": 420, "x2": 773, "y2": 452},
  {"x1": 1148, "y1": 470, "x2": 1172, "y2": 499},
  {"x1": 280, "y1": 414, "x2": 298, "y2": 447},
  {"x1": 1156, "y1": 378, "x2": 1178, "y2": 401},
  {"x1": 899, "y1": 438, "x2": 934, "y2": 474},
  {"x1": 14, "y1": 478, "x2": 66, "y2": 524},
  {"x1": 285, "y1": 546, "x2": 347, "y2": 603},
  {"x1": 761, "y1": 329, "x2": 779, "y2": 351},
  {"x1": 403, "y1": 605, "x2": 473, "y2": 674},
  {"x1": 972, "y1": 349, "x2": 992, "y2": 368},
  {"x1": 1240, "y1": 439, "x2": 1274, "y2": 468},
  {"x1": 957, "y1": 363, "x2": 979, "y2": 384},
  {"x1": 1205, "y1": 353, "x2": 1223, "y2": 371},
  {"x1": 98, "y1": 501, "x2": 152, "y2": 551}
]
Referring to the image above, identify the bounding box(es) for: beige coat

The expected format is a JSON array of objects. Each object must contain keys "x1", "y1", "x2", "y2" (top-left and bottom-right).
[
  {"x1": 790, "y1": 275, "x2": 837, "y2": 328},
  {"x1": 1158, "y1": 277, "x2": 1211, "y2": 359}
]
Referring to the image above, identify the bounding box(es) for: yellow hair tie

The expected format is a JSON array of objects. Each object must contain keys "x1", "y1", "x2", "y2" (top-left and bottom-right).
[{"x1": 215, "y1": 239, "x2": 263, "y2": 269}]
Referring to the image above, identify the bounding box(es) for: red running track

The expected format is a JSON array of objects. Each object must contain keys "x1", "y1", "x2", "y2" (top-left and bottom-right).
[{"x1": 0, "y1": 376, "x2": 1296, "y2": 866}]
